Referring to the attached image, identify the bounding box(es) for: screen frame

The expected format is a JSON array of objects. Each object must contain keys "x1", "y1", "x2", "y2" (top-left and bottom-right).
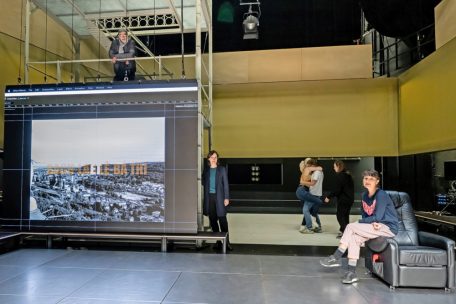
[{"x1": 2, "y1": 80, "x2": 199, "y2": 234}]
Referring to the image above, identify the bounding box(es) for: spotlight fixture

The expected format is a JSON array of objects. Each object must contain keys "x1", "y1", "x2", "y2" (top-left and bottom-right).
[{"x1": 240, "y1": 1, "x2": 261, "y2": 40}]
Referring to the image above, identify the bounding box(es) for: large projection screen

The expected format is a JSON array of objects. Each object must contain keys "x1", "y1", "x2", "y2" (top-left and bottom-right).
[{"x1": 2, "y1": 80, "x2": 199, "y2": 234}]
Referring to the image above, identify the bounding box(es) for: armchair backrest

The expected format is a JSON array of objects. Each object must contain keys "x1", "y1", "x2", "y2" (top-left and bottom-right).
[{"x1": 386, "y1": 191, "x2": 419, "y2": 246}]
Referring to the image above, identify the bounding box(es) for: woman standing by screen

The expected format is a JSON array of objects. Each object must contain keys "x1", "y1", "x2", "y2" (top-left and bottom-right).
[{"x1": 202, "y1": 150, "x2": 233, "y2": 251}]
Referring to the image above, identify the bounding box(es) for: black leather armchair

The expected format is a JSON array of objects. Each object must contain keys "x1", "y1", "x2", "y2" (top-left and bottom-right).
[{"x1": 365, "y1": 191, "x2": 455, "y2": 290}]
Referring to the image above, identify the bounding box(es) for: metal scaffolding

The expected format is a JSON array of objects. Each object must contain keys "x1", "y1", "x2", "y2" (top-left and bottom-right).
[{"x1": 23, "y1": 0, "x2": 213, "y2": 233}]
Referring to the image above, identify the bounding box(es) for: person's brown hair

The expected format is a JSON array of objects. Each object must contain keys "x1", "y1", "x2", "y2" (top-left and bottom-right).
[
  {"x1": 334, "y1": 160, "x2": 345, "y2": 171},
  {"x1": 306, "y1": 158, "x2": 318, "y2": 166},
  {"x1": 335, "y1": 159, "x2": 351, "y2": 175},
  {"x1": 207, "y1": 150, "x2": 219, "y2": 165}
]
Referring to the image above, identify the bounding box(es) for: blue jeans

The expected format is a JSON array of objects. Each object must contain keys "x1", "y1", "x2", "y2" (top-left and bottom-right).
[
  {"x1": 296, "y1": 186, "x2": 322, "y2": 205},
  {"x1": 303, "y1": 200, "x2": 322, "y2": 229},
  {"x1": 296, "y1": 186, "x2": 322, "y2": 228}
]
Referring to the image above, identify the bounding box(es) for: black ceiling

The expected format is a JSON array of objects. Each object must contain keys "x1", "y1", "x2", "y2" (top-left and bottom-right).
[
  {"x1": 139, "y1": 0, "x2": 441, "y2": 56},
  {"x1": 360, "y1": 0, "x2": 441, "y2": 38},
  {"x1": 213, "y1": 0, "x2": 362, "y2": 52}
]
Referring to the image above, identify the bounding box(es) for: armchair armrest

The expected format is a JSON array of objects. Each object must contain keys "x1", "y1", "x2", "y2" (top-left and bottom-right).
[
  {"x1": 366, "y1": 236, "x2": 395, "y2": 252},
  {"x1": 418, "y1": 231, "x2": 455, "y2": 290},
  {"x1": 366, "y1": 237, "x2": 401, "y2": 266},
  {"x1": 365, "y1": 236, "x2": 403, "y2": 287},
  {"x1": 418, "y1": 231, "x2": 455, "y2": 251}
]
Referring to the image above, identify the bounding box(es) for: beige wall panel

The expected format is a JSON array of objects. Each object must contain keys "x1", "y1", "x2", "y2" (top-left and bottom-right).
[
  {"x1": 435, "y1": 0, "x2": 456, "y2": 49},
  {"x1": 213, "y1": 45, "x2": 372, "y2": 84},
  {"x1": 29, "y1": 8, "x2": 73, "y2": 61},
  {"x1": 213, "y1": 78, "x2": 398, "y2": 158},
  {"x1": 0, "y1": 0, "x2": 73, "y2": 60},
  {"x1": 0, "y1": 1, "x2": 116, "y2": 82},
  {"x1": 247, "y1": 49, "x2": 301, "y2": 82},
  {"x1": 213, "y1": 52, "x2": 248, "y2": 84},
  {"x1": 0, "y1": 0, "x2": 24, "y2": 38},
  {"x1": 0, "y1": 33, "x2": 24, "y2": 148},
  {"x1": 76, "y1": 38, "x2": 112, "y2": 79},
  {"x1": 160, "y1": 57, "x2": 196, "y2": 80},
  {"x1": 399, "y1": 37, "x2": 456, "y2": 155},
  {"x1": 301, "y1": 45, "x2": 372, "y2": 80}
]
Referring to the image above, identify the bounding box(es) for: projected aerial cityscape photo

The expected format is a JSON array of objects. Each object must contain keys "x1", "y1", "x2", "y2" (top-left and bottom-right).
[{"x1": 30, "y1": 117, "x2": 165, "y2": 222}]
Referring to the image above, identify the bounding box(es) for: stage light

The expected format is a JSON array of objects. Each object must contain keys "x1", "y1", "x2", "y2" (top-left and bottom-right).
[
  {"x1": 243, "y1": 14, "x2": 259, "y2": 39},
  {"x1": 240, "y1": 1, "x2": 261, "y2": 40}
]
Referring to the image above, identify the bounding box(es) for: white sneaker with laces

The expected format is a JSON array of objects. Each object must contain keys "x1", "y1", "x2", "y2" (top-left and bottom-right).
[{"x1": 299, "y1": 227, "x2": 314, "y2": 234}]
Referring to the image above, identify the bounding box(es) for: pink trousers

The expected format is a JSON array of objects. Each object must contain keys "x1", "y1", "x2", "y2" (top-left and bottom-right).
[{"x1": 340, "y1": 222, "x2": 394, "y2": 260}]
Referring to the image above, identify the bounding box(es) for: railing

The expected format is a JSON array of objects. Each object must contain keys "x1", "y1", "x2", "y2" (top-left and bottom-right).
[
  {"x1": 370, "y1": 23, "x2": 436, "y2": 77},
  {"x1": 26, "y1": 54, "x2": 196, "y2": 83}
]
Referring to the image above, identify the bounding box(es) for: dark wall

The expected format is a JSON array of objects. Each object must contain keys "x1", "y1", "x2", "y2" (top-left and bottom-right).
[
  {"x1": 144, "y1": 0, "x2": 362, "y2": 56},
  {"x1": 360, "y1": 0, "x2": 441, "y2": 38},
  {"x1": 223, "y1": 154, "x2": 452, "y2": 215},
  {"x1": 378, "y1": 154, "x2": 435, "y2": 212},
  {"x1": 0, "y1": 150, "x2": 3, "y2": 198},
  {"x1": 214, "y1": 0, "x2": 362, "y2": 52},
  {"x1": 221, "y1": 157, "x2": 374, "y2": 213}
]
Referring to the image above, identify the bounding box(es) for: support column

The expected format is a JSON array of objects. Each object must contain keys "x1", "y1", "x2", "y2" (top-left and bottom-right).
[
  {"x1": 161, "y1": 237, "x2": 167, "y2": 252},
  {"x1": 208, "y1": 0, "x2": 213, "y2": 130},
  {"x1": 24, "y1": 0, "x2": 31, "y2": 84},
  {"x1": 73, "y1": 36, "x2": 80, "y2": 82},
  {"x1": 47, "y1": 235, "x2": 52, "y2": 249},
  {"x1": 196, "y1": 0, "x2": 204, "y2": 232}
]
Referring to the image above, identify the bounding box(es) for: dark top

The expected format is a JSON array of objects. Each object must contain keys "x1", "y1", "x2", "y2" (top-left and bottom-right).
[
  {"x1": 202, "y1": 166, "x2": 230, "y2": 217},
  {"x1": 326, "y1": 170, "x2": 354, "y2": 205},
  {"x1": 109, "y1": 38, "x2": 136, "y2": 64},
  {"x1": 359, "y1": 189, "x2": 399, "y2": 234}
]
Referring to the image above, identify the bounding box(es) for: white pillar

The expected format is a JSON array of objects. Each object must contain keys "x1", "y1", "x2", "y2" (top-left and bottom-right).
[
  {"x1": 196, "y1": 0, "x2": 204, "y2": 232},
  {"x1": 24, "y1": 0, "x2": 31, "y2": 84}
]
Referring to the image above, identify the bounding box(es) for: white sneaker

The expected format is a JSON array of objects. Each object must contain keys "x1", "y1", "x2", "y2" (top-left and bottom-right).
[
  {"x1": 299, "y1": 225, "x2": 306, "y2": 232},
  {"x1": 299, "y1": 227, "x2": 314, "y2": 234}
]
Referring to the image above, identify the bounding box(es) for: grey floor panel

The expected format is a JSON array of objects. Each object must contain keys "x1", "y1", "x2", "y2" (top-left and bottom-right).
[
  {"x1": 0, "y1": 294, "x2": 62, "y2": 304},
  {"x1": 0, "y1": 249, "x2": 454, "y2": 304},
  {"x1": 259, "y1": 255, "x2": 342, "y2": 277},
  {"x1": 0, "y1": 266, "x2": 102, "y2": 297},
  {"x1": 0, "y1": 249, "x2": 69, "y2": 268},
  {"x1": 355, "y1": 279, "x2": 456, "y2": 304},
  {"x1": 0, "y1": 265, "x2": 29, "y2": 283},
  {"x1": 68, "y1": 269, "x2": 181, "y2": 302},
  {"x1": 115, "y1": 252, "x2": 263, "y2": 274},
  {"x1": 59, "y1": 297, "x2": 161, "y2": 303},
  {"x1": 163, "y1": 272, "x2": 266, "y2": 304},
  {"x1": 42, "y1": 250, "x2": 127, "y2": 269},
  {"x1": 262, "y1": 274, "x2": 368, "y2": 304}
]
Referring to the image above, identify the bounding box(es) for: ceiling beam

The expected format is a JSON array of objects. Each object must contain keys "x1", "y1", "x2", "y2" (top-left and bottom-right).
[
  {"x1": 201, "y1": 0, "x2": 212, "y2": 30},
  {"x1": 63, "y1": 0, "x2": 86, "y2": 19},
  {"x1": 165, "y1": 0, "x2": 182, "y2": 29},
  {"x1": 85, "y1": 8, "x2": 174, "y2": 19}
]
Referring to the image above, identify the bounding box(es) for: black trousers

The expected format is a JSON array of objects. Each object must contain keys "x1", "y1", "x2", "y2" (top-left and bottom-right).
[
  {"x1": 113, "y1": 62, "x2": 136, "y2": 81},
  {"x1": 208, "y1": 194, "x2": 230, "y2": 244},
  {"x1": 336, "y1": 202, "x2": 353, "y2": 233}
]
